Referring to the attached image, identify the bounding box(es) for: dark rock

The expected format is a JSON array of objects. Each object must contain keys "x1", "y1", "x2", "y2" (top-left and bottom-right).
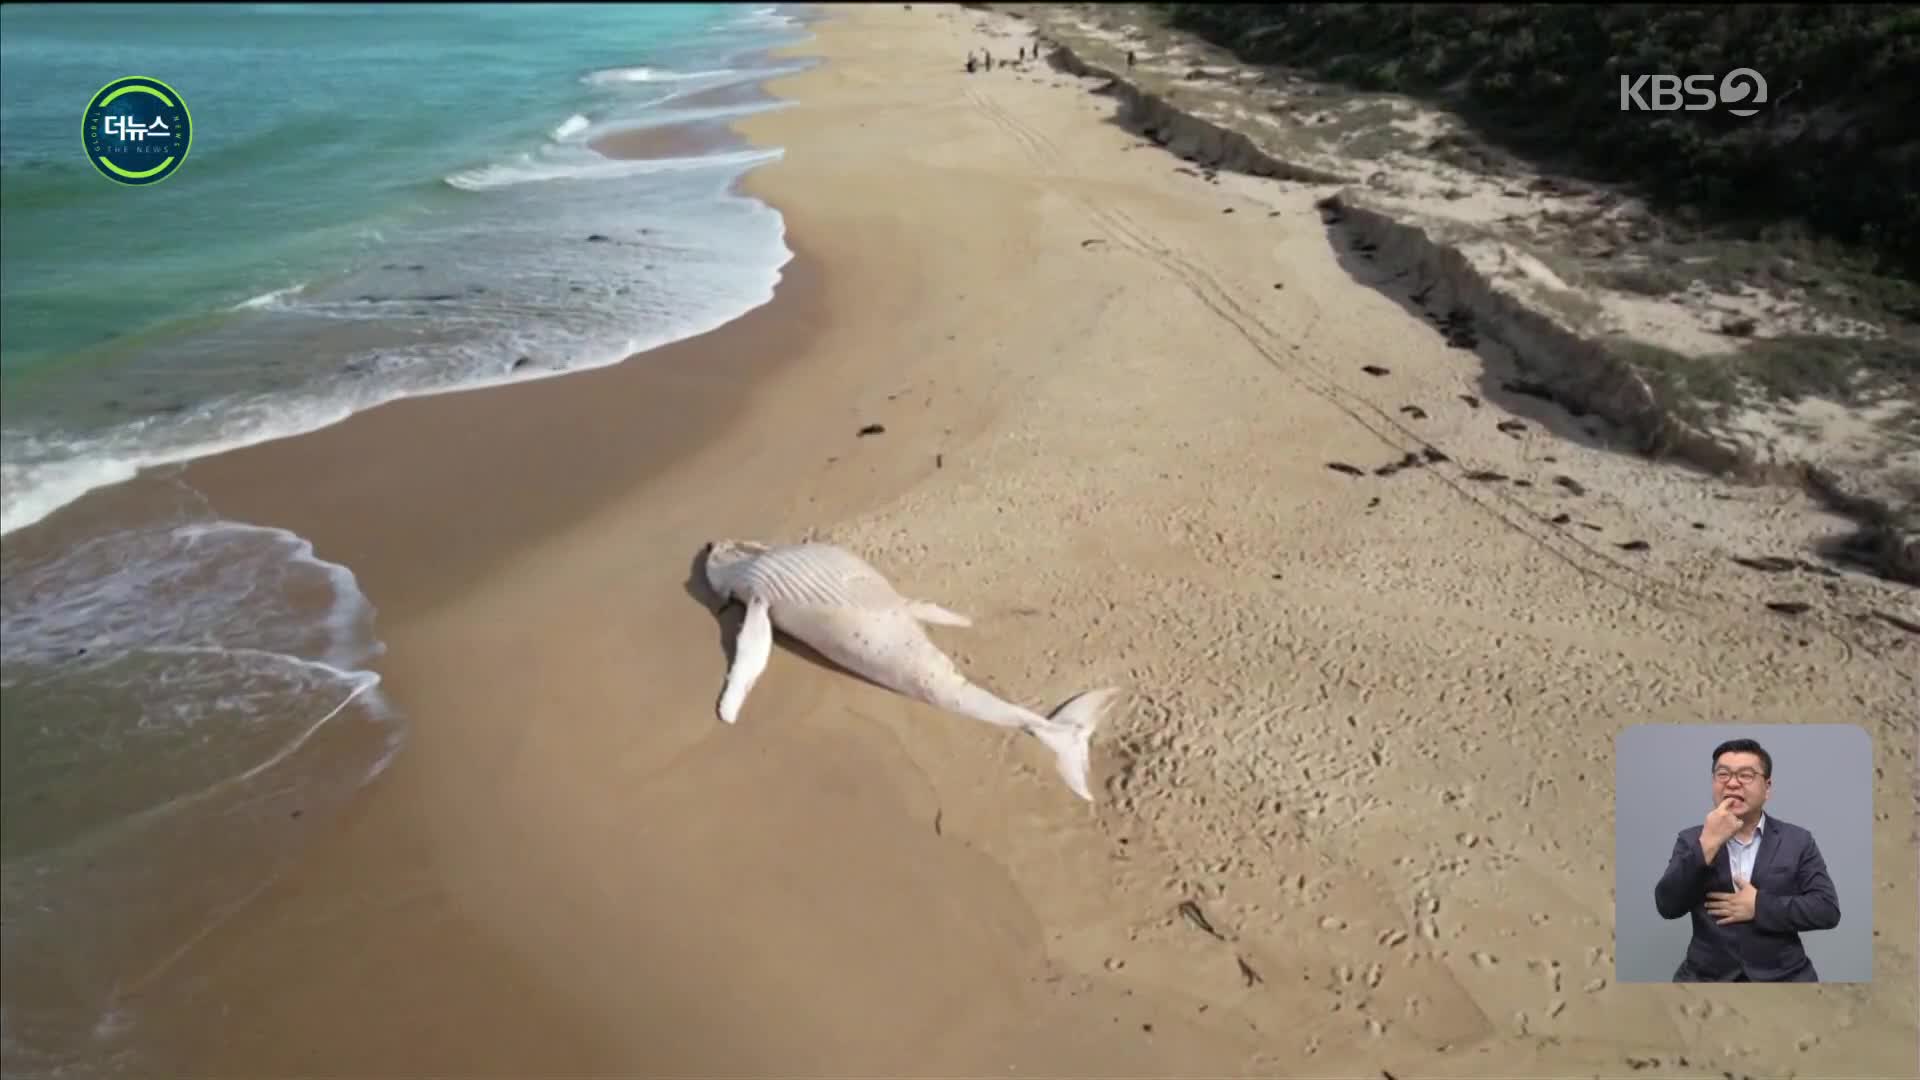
[
  {"x1": 1512, "y1": 479, "x2": 1533, "y2": 487},
  {"x1": 1496, "y1": 420, "x2": 1527, "y2": 437},
  {"x1": 1720, "y1": 316, "x2": 1758, "y2": 337},
  {"x1": 1420, "y1": 446, "x2": 1449, "y2": 463},
  {"x1": 858, "y1": 423, "x2": 886, "y2": 436},
  {"x1": 586, "y1": 234, "x2": 611, "y2": 242},
  {"x1": 1439, "y1": 308, "x2": 1478, "y2": 349},
  {"x1": 1222, "y1": 207, "x2": 1235, "y2": 214},
  {"x1": 1326, "y1": 462, "x2": 1365, "y2": 477},
  {"x1": 1550, "y1": 513, "x2": 1572, "y2": 525},
  {"x1": 1617, "y1": 540, "x2": 1651, "y2": 552},
  {"x1": 1765, "y1": 601, "x2": 1812, "y2": 616},
  {"x1": 1465, "y1": 470, "x2": 1507, "y2": 482},
  {"x1": 1361, "y1": 365, "x2": 1391, "y2": 377},
  {"x1": 1733, "y1": 556, "x2": 1799, "y2": 573},
  {"x1": 1552, "y1": 476, "x2": 1586, "y2": 496},
  {"x1": 1460, "y1": 395, "x2": 1481, "y2": 409},
  {"x1": 1400, "y1": 405, "x2": 1427, "y2": 419},
  {"x1": 512, "y1": 355, "x2": 533, "y2": 370}
]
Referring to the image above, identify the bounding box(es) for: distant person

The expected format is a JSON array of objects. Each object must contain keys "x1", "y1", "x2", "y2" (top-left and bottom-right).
[
  {"x1": 1127, "y1": 49, "x2": 1136, "y2": 69},
  {"x1": 966, "y1": 54, "x2": 976, "y2": 74},
  {"x1": 1652, "y1": 738, "x2": 1841, "y2": 982},
  {"x1": 1018, "y1": 45, "x2": 1026, "y2": 62},
  {"x1": 984, "y1": 49, "x2": 992, "y2": 70}
]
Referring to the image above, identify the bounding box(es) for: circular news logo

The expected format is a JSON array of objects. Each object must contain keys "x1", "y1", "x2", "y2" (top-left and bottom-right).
[{"x1": 83, "y1": 76, "x2": 192, "y2": 186}]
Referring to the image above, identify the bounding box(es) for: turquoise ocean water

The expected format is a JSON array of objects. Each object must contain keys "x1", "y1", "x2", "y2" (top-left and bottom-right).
[{"x1": 0, "y1": 4, "x2": 805, "y2": 1074}]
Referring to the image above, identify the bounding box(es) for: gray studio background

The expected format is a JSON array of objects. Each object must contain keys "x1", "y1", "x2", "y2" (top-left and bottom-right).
[{"x1": 1614, "y1": 724, "x2": 1874, "y2": 983}]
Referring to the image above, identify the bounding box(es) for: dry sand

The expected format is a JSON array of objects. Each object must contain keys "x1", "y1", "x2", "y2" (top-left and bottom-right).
[{"x1": 128, "y1": 3, "x2": 1920, "y2": 1076}]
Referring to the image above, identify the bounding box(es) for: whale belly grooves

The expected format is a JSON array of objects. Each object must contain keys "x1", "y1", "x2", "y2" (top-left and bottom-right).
[{"x1": 739, "y1": 543, "x2": 910, "y2": 611}]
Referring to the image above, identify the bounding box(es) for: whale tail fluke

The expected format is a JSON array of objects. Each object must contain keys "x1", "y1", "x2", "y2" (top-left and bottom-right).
[{"x1": 1031, "y1": 687, "x2": 1121, "y2": 802}]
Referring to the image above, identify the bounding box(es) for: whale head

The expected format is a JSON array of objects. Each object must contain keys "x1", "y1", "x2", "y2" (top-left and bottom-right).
[{"x1": 702, "y1": 538, "x2": 771, "y2": 602}]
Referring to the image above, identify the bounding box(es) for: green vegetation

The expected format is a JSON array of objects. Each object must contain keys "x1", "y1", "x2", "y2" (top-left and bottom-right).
[{"x1": 1154, "y1": 4, "x2": 1920, "y2": 282}]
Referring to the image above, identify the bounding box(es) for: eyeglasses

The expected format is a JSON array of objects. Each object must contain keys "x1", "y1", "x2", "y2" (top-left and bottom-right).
[{"x1": 1713, "y1": 768, "x2": 1765, "y2": 784}]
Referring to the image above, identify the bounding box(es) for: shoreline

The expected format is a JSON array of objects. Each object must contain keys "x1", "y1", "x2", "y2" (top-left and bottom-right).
[
  {"x1": 31, "y1": 3, "x2": 1918, "y2": 1077},
  {"x1": 0, "y1": 41, "x2": 810, "y2": 545}
]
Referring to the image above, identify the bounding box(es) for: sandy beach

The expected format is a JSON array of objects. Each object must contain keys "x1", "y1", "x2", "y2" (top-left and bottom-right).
[{"x1": 108, "y1": 3, "x2": 1920, "y2": 1076}]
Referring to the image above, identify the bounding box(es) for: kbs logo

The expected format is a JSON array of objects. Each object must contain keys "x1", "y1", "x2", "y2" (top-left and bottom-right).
[{"x1": 1619, "y1": 69, "x2": 1768, "y2": 117}]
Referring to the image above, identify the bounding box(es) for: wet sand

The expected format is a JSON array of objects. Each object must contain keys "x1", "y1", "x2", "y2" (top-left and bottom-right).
[{"x1": 114, "y1": 3, "x2": 1920, "y2": 1076}]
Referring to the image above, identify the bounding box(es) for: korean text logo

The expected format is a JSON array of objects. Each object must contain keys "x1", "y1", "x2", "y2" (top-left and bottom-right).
[{"x1": 83, "y1": 76, "x2": 193, "y2": 186}]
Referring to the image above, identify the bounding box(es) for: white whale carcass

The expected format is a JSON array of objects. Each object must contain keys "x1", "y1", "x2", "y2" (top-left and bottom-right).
[{"x1": 702, "y1": 539, "x2": 1118, "y2": 802}]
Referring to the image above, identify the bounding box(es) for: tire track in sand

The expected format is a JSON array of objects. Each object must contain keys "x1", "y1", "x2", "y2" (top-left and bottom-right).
[{"x1": 965, "y1": 82, "x2": 1708, "y2": 619}]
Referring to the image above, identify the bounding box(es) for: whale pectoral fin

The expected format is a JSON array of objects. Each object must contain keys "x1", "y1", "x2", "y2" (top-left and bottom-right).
[
  {"x1": 718, "y1": 596, "x2": 773, "y2": 725},
  {"x1": 907, "y1": 601, "x2": 972, "y2": 628}
]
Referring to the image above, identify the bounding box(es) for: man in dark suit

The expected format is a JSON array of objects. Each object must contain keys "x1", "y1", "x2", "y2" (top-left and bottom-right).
[{"x1": 1653, "y1": 737, "x2": 1841, "y2": 982}]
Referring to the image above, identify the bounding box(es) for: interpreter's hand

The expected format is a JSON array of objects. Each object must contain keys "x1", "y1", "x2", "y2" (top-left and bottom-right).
[
  {"x1": 1705, "y1": 876, "x2": 1758, "y2": 925},
  {"x1": 1702, "y1": 797, "x2": 1742, "y2": 853}
]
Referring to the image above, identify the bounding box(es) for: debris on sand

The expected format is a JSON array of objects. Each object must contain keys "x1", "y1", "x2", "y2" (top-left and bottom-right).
[
  {"x1": 1374, "y1": 452, "x2": 1424, "y2": 477},
  {"x1": 1178, "y1": 899, "x2": 1226, "y2": 940}
]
